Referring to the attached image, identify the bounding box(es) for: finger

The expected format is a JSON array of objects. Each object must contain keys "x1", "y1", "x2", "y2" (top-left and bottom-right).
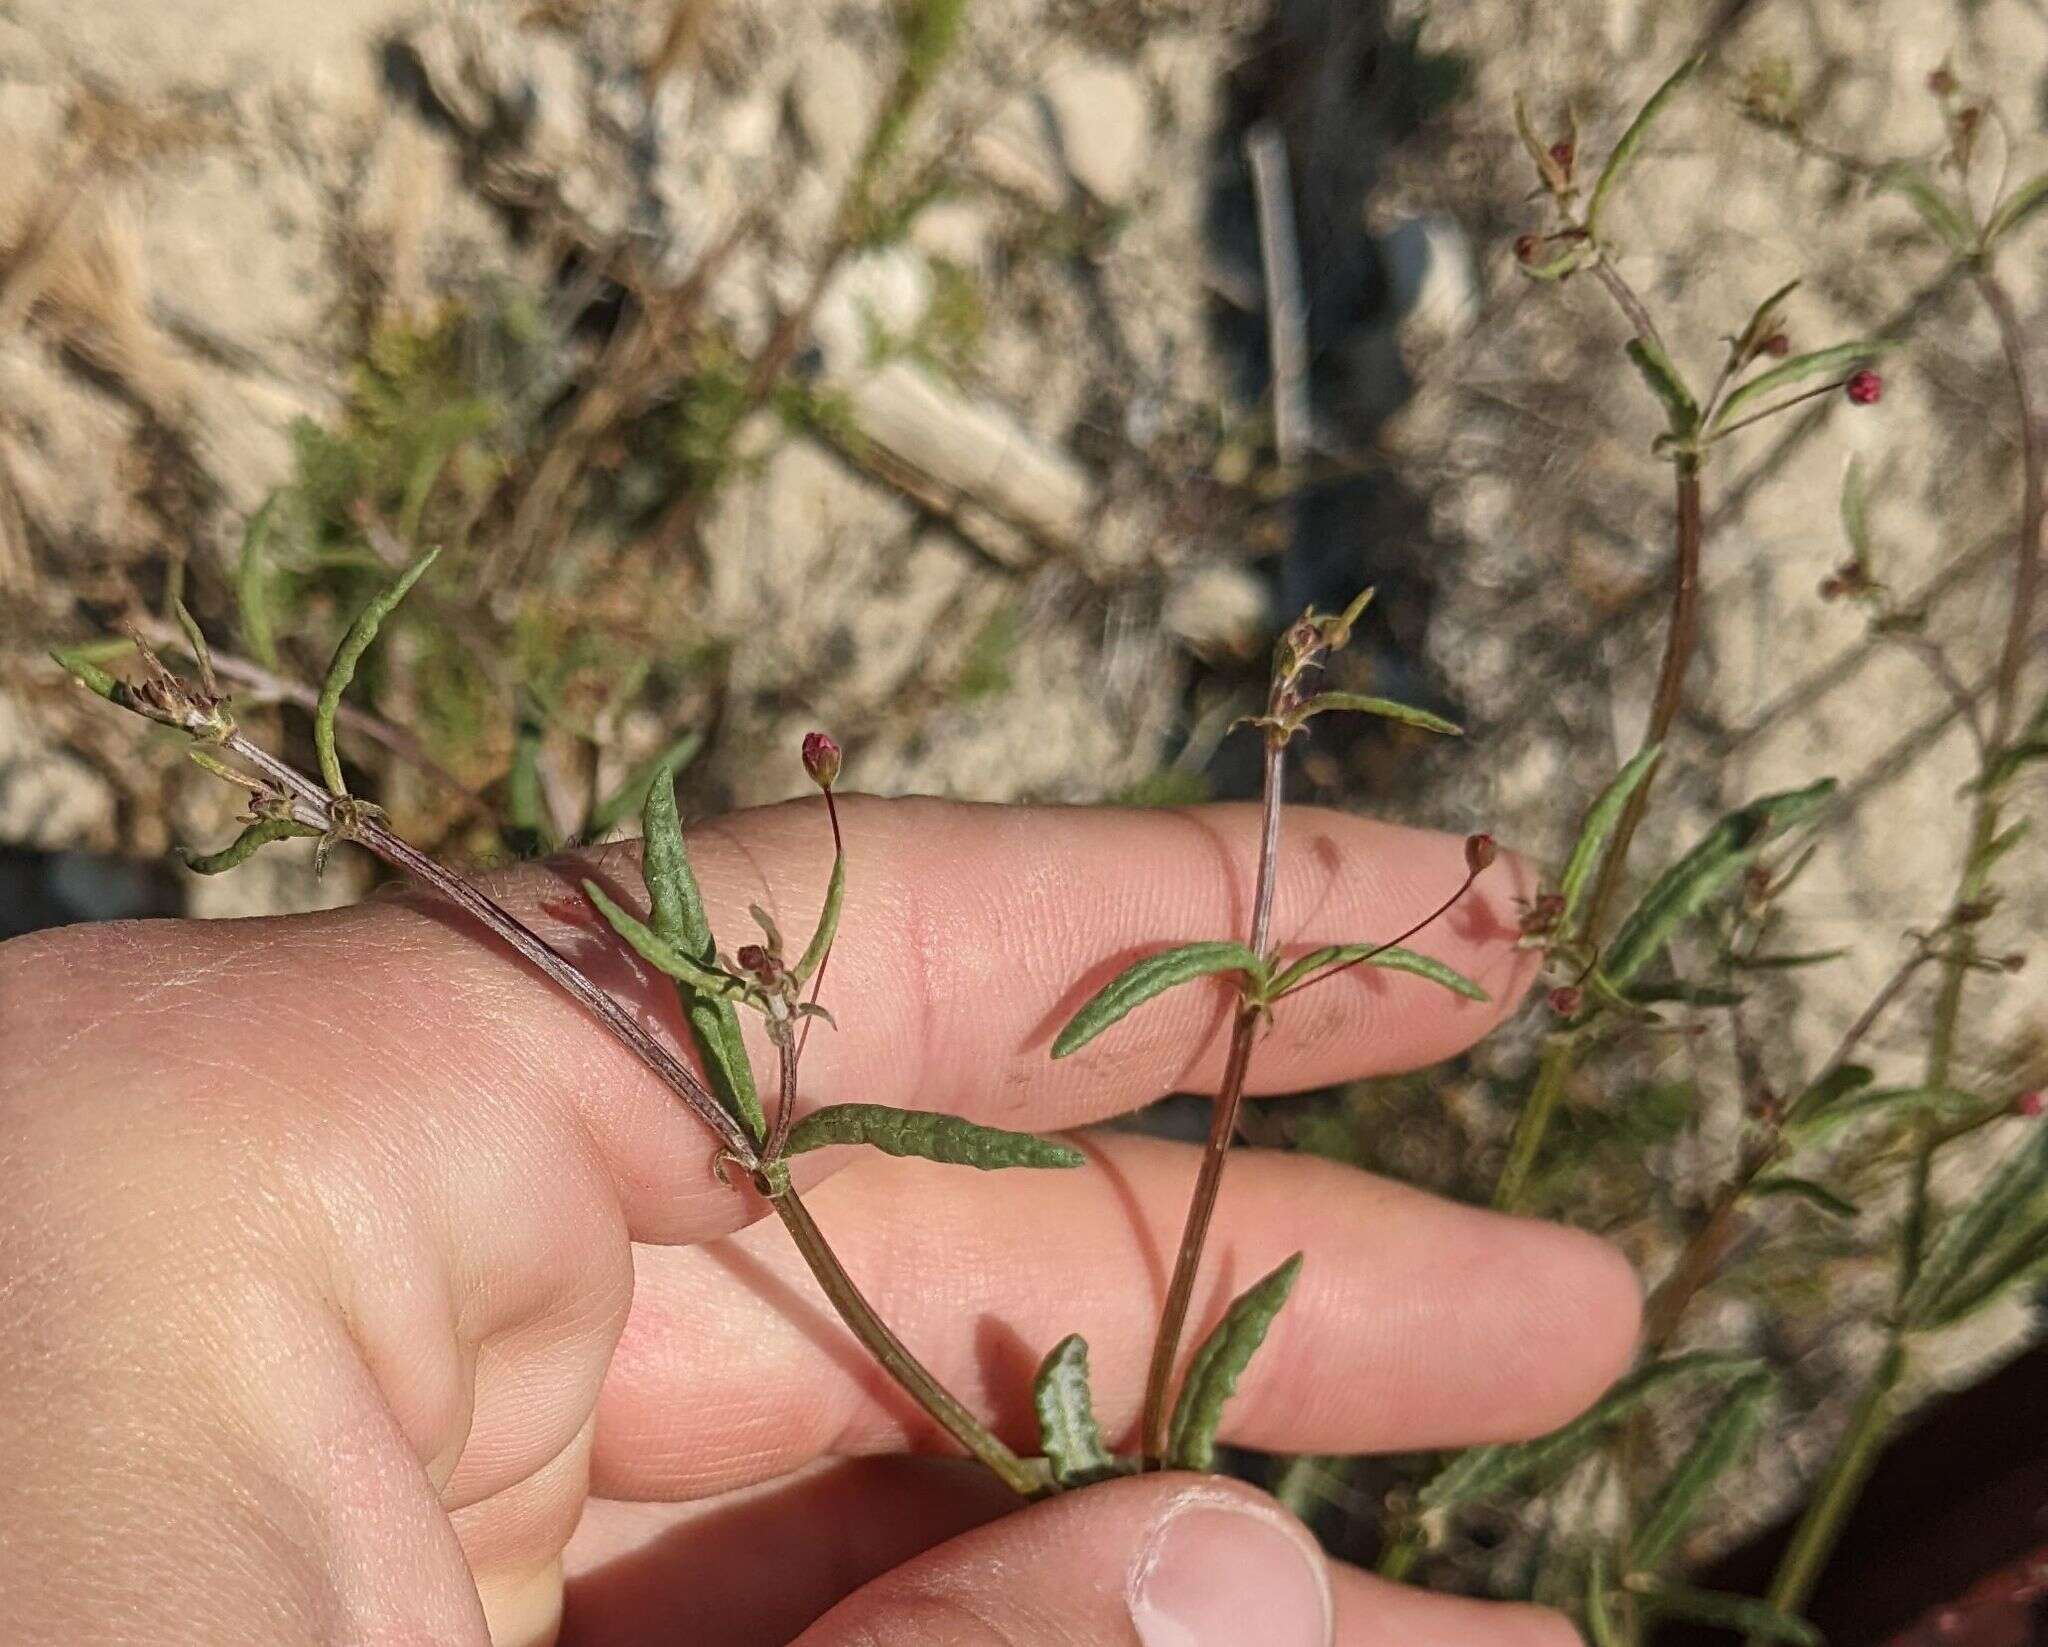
[
  {"x1": 590, "y1": 1134, "x2": 1641, "y2": 1500},
  {"x1": 792, "y1": 1472, "x2": 1575, "y2": 1647}
]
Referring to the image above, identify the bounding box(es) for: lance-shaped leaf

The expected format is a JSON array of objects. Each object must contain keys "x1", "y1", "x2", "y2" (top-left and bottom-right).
[
  {"x1": 1033, "y1": 1335, "x2": 1121, "y2": 1487},
  {"x1": 1973, "y1": 692, "x2": 2048, "y2": 793},
  {"x1": 1052, "y1": 942, "x2": 1267, "y2": 1058},
  {"x1": 1923, "y1": 1221, "x2": 2048, "y2": 1326},
  {"x1": 586, "y1": 729, "x2": 704, "y2": 838},
  {"x1": 1628, "y1": 1580, "x2": 1821, "y2": 1646},
  {"x1": 1839, "y1": 456, "x2": 1872, "y2": 568},
  {"x1": 640, "y1": 772, "x2": 765, "y2": 1141},
  {"x1": 1903, "y1": 1120, "x2": 2048, "y2": 1327},
  {"x1": 1167, "y1": 1252, "x2": 1304, "y2": 1471},
  {"x1": 1986, "y1": 170, "x2": 2048, "y2": 246},
  {"x1": 1780, "y1": 1062, "x2": 1873, "y2": 1128},
  {"x1": 505, "y1": 698, "x2": 555, "y2": 857},
  {"x1": 1785, "y1": 1083, "x2": 1985, "y2": 1148},
  {"x1": 1302, "y1": 693, "x2": 1462, "y2": 736},
  {"x1": 1587, "y1": 56, "x2": 1699, "y2": 239},
  {"x1": 1748, "y1": 1176, "x2": 1860, "y2": 1221},
  {"x1": 1557, "y1": 744, "x2": 1662, "y2": 940},
  {"x1": 1513, "y1": 93, "x2": 1572, "y2": 195},
  {"x1": 1628, "y1": 1370, "x2": 1774, "y2": 1571},
  {"x1": 1625, "y1": 337, "x2": 1700, "y2": 440},
  {"x1": 1266, "y1": 943, "x2": 1487, "y2": 1002},
  {"x1": 180, "y1": 815, "x2": 321, "y2": 875},
  {"x1": 1732, "y1": 947, "x2": 1849, "y2": 973},
  {"x1": 1710, "y1": 342, "x2": 1889, "y2": 433},
  {"x1": 784, "y1": 1103, "x2": 1084, "y2": 1170},
  {"x1": 795, "y1": 848, "x2": 845, "y2": 984},
  {"x1": 1602, "y1": 779, "x2": 1835, "y2": 988},
  {"x1": 1585, "y1": 1549, "x2": 1625, "y2": 1647},
  {"x1": 315, "y1": 546, "x2": 439, "y2": 795},
  {"x1": 1419, "y1": 1354, "x2": 1761, "y2": 1512},
  {"x1": 583, "y1": 880, "x2": 747, "y2": 1001},
  {"x1": 1873, "y1": 161, "x2": 1977, "y2": 253},
  {"x1": 1735, "y1": 278, "x2": 1801, "y2": 359},
  {"x1": 53, "y1": 646, "x2": 128, "y2": 704}
]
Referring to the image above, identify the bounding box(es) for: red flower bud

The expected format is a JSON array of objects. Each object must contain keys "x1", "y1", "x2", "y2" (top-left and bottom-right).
[
  {"x1": 1513, "y1": 233, "x2": 1541, "y2": 264},
  {"x1": 802, "y1": 730, "x2": 842, "y2": 790},
  {"x1": 1761, "y1": 332, "x2": 1790, "y2": 357},
  {"x1": 1465, "y1": 832, "x2": 1498, "y2": 875},
  {"x1": 1548, "y1": 985, "x2": 1583, "y2": 1017},
  {"x1": 1846, "y1": 369, "x2": 1884, "y2": 405},
  {"x1": 2017, "y1": 1091, "x2": 2045, "y2": 1118},
  {"x1": 735, "y1": 943, "x2": 783, "y2": 984},
  {"x1": 1548, "y1": 140, "x2": 1575, "y2": 174}
]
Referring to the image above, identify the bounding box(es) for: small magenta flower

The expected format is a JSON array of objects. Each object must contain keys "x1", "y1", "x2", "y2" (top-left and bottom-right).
[
  {"x1": 802, "y1": 730, "x2": 842, "y2": 790},
  {"x1": 1846, "y1": 369, "x2": 1884, "y2": 405},
  {"x1": 1465, "y1": 832, "x2": 1498, "y2": 876},
  {"x1": 2017, "y1": 1091, "x2": 2045, "y2": 1118}
]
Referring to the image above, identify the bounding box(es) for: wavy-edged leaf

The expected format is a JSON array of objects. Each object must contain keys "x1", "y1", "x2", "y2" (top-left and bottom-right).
[
  {"x1": 1903, "y1": 1120, "x2": 2048, "y2": 1326},
  {"x1": 587, "y1": 729, "x2": 704, "y2": 838},
  {"x1": 1986, "y1": 170, "x2": 2048, "y2": 246},
  {"x1": 1302, "y1": 692, "x2": 1462, "y2": 737},
  {"x1": 1750, "y1": 1176, "x2": 1860, "y2": 1220},
  {"x1": 1712, "y1": 343, "x2": 1889, "y2": 432},
  {"x1": 1420, "y1": 1354, "x2": 1760, "y2": 1512},
  {"x1": 1168, "y1": 1252, "x2": 1304, "y2": 1471},
  {"x1": 641, "y1": 772, "x2": 764, "y2": 1141},
  {"x1": 1033, "y1": 1335, "x2": 1121, "y2": 1487},
  {"x1": 1267, "y1": 943, "x2": 1487, "y2": 1002},
  {"x1": 180, "y1": 815, "x2": 321, "y2": 874},
  {"x1": 1629, "y1": 1371, "x2": 1774, "y2": 1572},
  {"x1": 314, "y1": 546, "x2": 438, "y2": 795},
  {"x1": 1873, "y1": 161, "x2": 1976, "y2": 253},
  {"x1": 1052, "y1": 942, "x2": 1266, "y2": 1058},
  {"x1": 1626, "y1": 337, "x2": 1701, "y2": 439},
  {"x1": 235, "y1": 493, "x2": 284, "y2": 670},
  {"x1": 1602, "y1": 780, "x2": 1835, "y2": 988},
  {"x1": 1558, "y1": 744, "x2": 1662, "y2": 939},
  {"x1": 1587, "y1": 57, "x2": 1700, "y2": 238},
  {"x1": 784, "y1": 1103, "x2": 1084, "y2": 1170},
  {"x1": 1629, "y1": 1579, "x2": 1822, "y2": 1646}
]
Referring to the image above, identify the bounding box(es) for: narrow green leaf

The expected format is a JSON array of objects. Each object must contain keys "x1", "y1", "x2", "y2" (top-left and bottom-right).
[
  {"x1": 1267, "y1": 943, "x2": 1488, "y2": 1002},
  {"x1": 171, "y1": 598, "x2": 216, "y2": 692},
  {"x1": 1302, "y1": 692, "x2": 1462, "y2": 737},
  {"x1": 1051, "y1": 942, "x2": 1266, "y2": 1059},
  {"x1": 1986, "y1": 170, "x2": 2048, "y2": 245},
  {"x1": 1712, "y1": 343, "x2": 1889, "y2": 432},
  {"x1": 235, "y1": 494, "x2": 283, "y2": 671},
  {"x1": 1586, "y1": 1549, "x2": 1625, "y2": 1647},
  {"x1": 1518, "y1": 240, "x2": 1598, "y2": 281},
  {"x1": 1731, "y1": 948, "x2": 1849, "y2": 973},
  {"x1": 1420, "y1": 1354, "x2": 1760, "y2": 1511},
  {"x1": 583, "y1": 879, "x2": 745, "y2": 1000},
  {"x1": 795, "y1": 848, "x2": 845, "y2": 983},
  {"x1": 1924, "y1": 1221, "x2": 2048, "y2": 1326},
  {"x1": 504, "y1": 698, "x2": 555, "y2": 856},
  {"x1": 784, "y1": 1103, "x2": 1084, "y2": 1170},
  {"x1": 180, "y1": 815, "x2": 321, "y2": 874},
  {"x1": 1513, "y1": 93, "x2": 1571, "y2": 194},
  {"x1": 1973, "y1": 693, "x2": 2048, "y2": 792},
  {"x1": 1033, "y1": 1335, "x2": 1121, "y2": 1487},
  {"x1": 1749, "y1": 1176, "x2": 1861, "y2": 1220},
  {"x1": 640, "y1": 771, "x2": 764, "y2": 1142},
  {"x1": 1587, "y1": 57, "x2": 1700, "y2": 238},
  {"x1": 1839, "y1": 457, "x2": 1872, "y2": 567},
  {"x1": 1903, "y1": 1121, "x2": 2048, "y2": 1326},
  {"x1": 1629, "y1": 1371, "x2": 1774, "y2": 1571},
  {"x1": 1786, "y1": 1083, "x2": 1984, "y2": 1147},
  {"x1": 1602, "y1": 780, "x2": 1836, "y2": 988},
  {"x1": 1625, "y1": 978, "x2": 1747, "y2": 1008},
  {"x1": 586, "y1": 729, "x2": 704, "y2": 838},
  {"x1": 53, "y1": 647, "x2": 126, "y2": 703},
  {"x1": 1625, "y1": 337, "x2": 1701, "y2": 438},
  {"x1": 1873, "y1": 161, "x2": 1977, "y2": 253},
  {"x1": 1629, "y1": 1580, "x2": 1822, "y2": 1646},
  {"x1": 314, "y1": 546, "x2": 439, "y2": 795},
  {"x1": 1558, "y1": 744, "x2": 1663, "y2": 939},
  {"x1": 1736, "y1": 279, "x2": 1802, "y2": 357},
  {"x1": 1781, "y1": 1062, "x2": 1873, "y2": 1128},
  {"x1": 1167, "y1": 1252, "x2": 1304, "y2": 1472}
]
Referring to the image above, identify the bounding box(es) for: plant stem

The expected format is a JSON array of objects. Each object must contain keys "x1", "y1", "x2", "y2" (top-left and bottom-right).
[
  {"x1": 1139, "y1": 735, "x2": 1286, "y2": 1464},
  {"x1": 1492, "y1": 1031, "x2": 1578, "y2": 1211},
  {"x1": 769, "y1": 1187, "x2": 1046, "y2": 1498},
  {"x1": 1749, "y1": 1337, "x2": 1905, "y2": 1640}
]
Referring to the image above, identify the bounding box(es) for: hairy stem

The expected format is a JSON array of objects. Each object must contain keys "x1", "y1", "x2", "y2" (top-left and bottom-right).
[
  {"x1": 770, "y1": 1187, "x2": 1046, "y2": 1498},
  {"x1": 1140, "y1": 735, "x2": 1286, "y2": 1463}
]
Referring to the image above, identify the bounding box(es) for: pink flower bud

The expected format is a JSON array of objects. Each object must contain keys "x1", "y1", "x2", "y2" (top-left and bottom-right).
[
  {"x1": 1548, "y1": 985, "x2": 1583, "y2": 1017},
  {"x1": 802, "y1": 730, "x2": 842, "y2": 790},
  {"x1": 1761, "y1": 332, "x2": 1791, "y2": 357},
  {"x1": 1846, "y1": 369, "x2": 1884, "y2": 405},
  {"x1": 1548, "y1": 140, "x2": 1575, "y2": 174},
  {"x1": 1513, "y1": 233, "x2": 1541, "y2": 264},
  {"x1": 1465, "y1": 832, "x2": 1498, "y2": 875},
  {"x1": 2017, "y1": 1091, "x2": 2045, "y2": 1118}
]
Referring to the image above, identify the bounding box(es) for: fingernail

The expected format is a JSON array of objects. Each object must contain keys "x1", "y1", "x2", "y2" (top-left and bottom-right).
[{"x1": 1128, "y1": 1494, "x2": 1332, "y2": 1647}]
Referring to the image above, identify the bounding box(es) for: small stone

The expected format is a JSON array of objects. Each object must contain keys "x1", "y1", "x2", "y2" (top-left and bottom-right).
[{"x1": 1041, "y1": 55, "x2": 1150, "y2": 204}]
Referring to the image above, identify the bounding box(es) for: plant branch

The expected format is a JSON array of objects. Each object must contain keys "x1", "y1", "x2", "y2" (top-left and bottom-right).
[{"x1": 1139, "y1": 735, "x2": 1286, "y2": 1464}]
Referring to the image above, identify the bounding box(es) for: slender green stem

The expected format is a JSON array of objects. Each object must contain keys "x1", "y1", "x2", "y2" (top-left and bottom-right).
[
  {"x1": 771, "y1": 1187, "x2": 1047, "y2": 1498},
  {"x1": 1493, "y1": 1032, "x2": 1579, "y2": 1211},
  {"x1": 1140, "y1": 735, "x2": 1286, "y2": 1463}
]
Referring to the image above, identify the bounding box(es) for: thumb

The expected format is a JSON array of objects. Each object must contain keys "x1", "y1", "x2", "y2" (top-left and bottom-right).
[{"x1": 795, "y1": 1473, "x2": 1333, "y2": 1647}]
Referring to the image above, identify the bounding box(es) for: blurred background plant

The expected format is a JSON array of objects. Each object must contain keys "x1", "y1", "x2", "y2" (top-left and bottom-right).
[{"x1": 4, "y1": 0, "x2": 2045, "y2": 1641}]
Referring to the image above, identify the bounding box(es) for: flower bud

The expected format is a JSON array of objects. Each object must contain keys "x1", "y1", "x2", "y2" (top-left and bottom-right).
[
  {"x1": 1513, "y1": 233, "x2": 1541, "y2": 264},
  {"x1": 1928, "y1": 65, "x2": 1957, "y2": 96},
  {"x1": 2017, "y1": 1091, "x2": 2045, "y2": 1118},
  {"x1": 1761, "y1": 332, "x2": 1790, "y2": 358},
  {"x1": 1548, "y1": 140, "x2": 1575, "y2": 175},
  {"x1": 1548, "y1": 984, "x2": 1583, "y2": 1017},
  {"x1": 1520, "y1": 891, "x2": 1565, "y2": 938},
  {"x1": 735, "y1": 943, "x2": 784, "y2": 985},
  {"x1": 1846, "y1": 369, "x2": 1884, "y2": 405},
  {"x1": 802, "y1": 730, "x2": 842, "y2": 790},
  {"x1": 1465, "y1": 832, "x2": 1498, "y2": 875}
]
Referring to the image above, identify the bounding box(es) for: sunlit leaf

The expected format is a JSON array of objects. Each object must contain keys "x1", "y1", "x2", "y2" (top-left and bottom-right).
[
  {"x1": 784, "y1": 1103, "x2": 1084, "y2": 1170},
  {"x1": 1630, "y1": 1370, "x2": 1774, "y2": 1571},
  {"x1": 179, "y1": 815, "x2": 321, "y2": 874},
  {"x1": 1588, "y1": 57, "x2": 1700, "y2": 239},
  {"x1": 1266, "y1": 943, "x2": 1487, "y2": 1002},
  {"x1": 1302, "y1": 693, "x2": 1462, "y2": 736},
  {"x1": 1557, "y1": 744, "x2": 1662, "y2": 941},
  {"x1": 1625, "y1": 337, "x2": 1700, "y2": 439},
  {"x1": 1712, "y1": 343, "x2": 1889, "y2": 432},
  {"x1": 314, "y1": 546, "x2": 439, "y2": 795},
  {"x1": 1167, "y1": 1253, "x2": 1304, "y2": 1472},
  {"x1": 1052, "y1": 942, "x2": 1266, "y2": 1059},
  {"x1": 1033, "y1": 1335, "x2": 1122, "y2": 1487}
]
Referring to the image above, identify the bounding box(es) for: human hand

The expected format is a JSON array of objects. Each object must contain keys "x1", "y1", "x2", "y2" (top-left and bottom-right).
[{"x1": 0, "y1": 796, "x2": 1638, "y2": 1646}]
